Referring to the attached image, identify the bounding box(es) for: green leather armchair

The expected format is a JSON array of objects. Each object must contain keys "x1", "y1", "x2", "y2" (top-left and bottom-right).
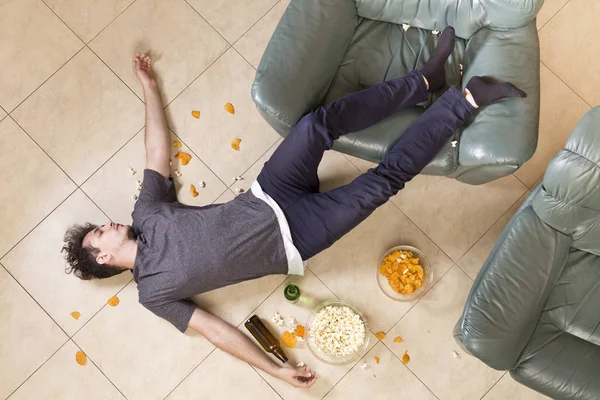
[
  {"x1": 455, "y1": 107, "x2": 600, "y2": 399},
  {"x1": 252, "y1": 0, "x2": 543, "y2": 185}
]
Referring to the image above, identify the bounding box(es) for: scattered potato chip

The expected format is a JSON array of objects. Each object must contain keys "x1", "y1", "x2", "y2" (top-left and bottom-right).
[
  {"x1": 191, "y1": 111, "x2": 201, "y2": 119},
  {"x1": 282, "y1": 331, "x2": 298, "y2": 348},
  {"x1": 224, "y1": 103, "x2": 235, "y2": 114},
  {"x1": 231, "y1": 138, "x2": 241, "y2": 151},
  {"x1": 71, "y1": 311, "x2": 81, "y2": 320},
  {"x1": 175, "y1": 152, "x2": 192, "y2": 166},
  {"x1": 373, "y1": 374, "x2": 377, "y2": 378},
  {"x1": 190, "y1": 184, "x2": 199, "y2": 197},
  {"x1": 172, "y1": 140, "x2": 182, "y2": 148},
  {"x1": 374, "y1": 356, "x2": 380, "y2": 364},
  {"x1": 294, "y1": 324, "x2": 305, "y2": 338},
  {"x1": 375, "y1": 331, "x2": 386, "y2": 340},
  {"x1": 75, "y1": 351, "x2": 87, "y2": 366},
  {"x1": 401, "y1": 351, "x2": 410, "y2": 364},
  {"x1": 394, "y1": 336, "x2": 403, "y2": 343},
  {"x1": 107, "y1": 296, "x2": 119, "y2": 307},
  {"x1": 379, "y1": 250, "x2": 425, "y2": 295}
]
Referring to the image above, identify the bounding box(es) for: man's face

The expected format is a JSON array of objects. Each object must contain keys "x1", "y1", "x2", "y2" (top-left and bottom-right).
[{"x1": 83, "y1": 222, "x2": 135, "y2": 264}]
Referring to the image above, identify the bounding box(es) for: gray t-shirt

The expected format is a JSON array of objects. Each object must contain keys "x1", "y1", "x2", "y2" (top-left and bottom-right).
[{"x1": 132, "y1": 169, "x2": 288, "y2": 332}]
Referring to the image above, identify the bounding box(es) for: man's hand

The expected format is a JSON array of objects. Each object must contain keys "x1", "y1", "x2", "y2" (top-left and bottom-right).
[
  {"x1": 132, "y1": 53, "x2": 157, "y2": 89},
  {"x1": 275, "y1": 365, "x2": 318, "y2": 388},
  {"x1": 133, "y1": 52, "x2": 170, "y2": 178}
]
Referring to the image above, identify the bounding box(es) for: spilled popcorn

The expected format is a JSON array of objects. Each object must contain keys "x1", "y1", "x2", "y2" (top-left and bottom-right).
[
  {"x1": 432, "y1": 30, "x2": 440, "y2": 35},
  {"x1": 174, "y1": 169, "x2": 182, "y2": 177},
  {"x1": 296, "y1": 362, "x2": 306, "y2": 368},
  {"x1": 402, "y1": 24, "x2": 410, "y2": 31},
  {"x1": 272, "y1": 312, "x2": 285, "y2": 326},
  {"x1": 451, "y1": 140, "x2": 458, "y2": 148},
  {"x1": 128, "y1": 167, "x2": 136, "y2": 175},
  {"x1": 199, "y1": 181, "x2": 206, "y2": 188}
]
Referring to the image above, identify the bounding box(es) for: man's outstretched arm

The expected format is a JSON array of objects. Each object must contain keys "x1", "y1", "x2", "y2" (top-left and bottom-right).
[
  {"x1": 133, "y1": 53, "x2": 170, "y2": 178},
  {"x1": 188, "y1": 307, "x2": 317, "y2": 388}
]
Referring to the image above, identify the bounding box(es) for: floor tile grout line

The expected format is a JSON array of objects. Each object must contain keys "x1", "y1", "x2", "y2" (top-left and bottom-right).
[
  {"x1": 454, "y1": 188, "x2": 529, "y2": 277},
  {"x1": 230, "y1": 0, "x2": 283, "y2": 48},
  {"x1": 0, "y1": 184, "x2": 78, "y2": 260},
  {"x1": 38, "y1": 0, "x2": 88, "y2": 44},
  {"x1": 536, "y1": 0, "x2": 571, "y2": 33},
  {"x1": 7, "y1": 45, "x2": 86, "y2": 114},
  {"x1": 231, "y1": 46, "x2": 260, "y2": 73},
  {"x1": 182, "y1": 0, "x2": 233, "y2": 45},
  {"x1": 479, "y1": 371, "x2": 508, "y2": 399},
  {"x1": 0, "y1": 261, "x2": 71, "y2": 351},
  {"x1": 5, "y1": 335, "x2": 71, "y2": 399},
  {"x1": 68, "y1": 277, "x2": 133, "y2": 339},
  {"x1": 513, "y1": 172, "x2": 529, "y2": 189},
  {"x1": 380, "y1": 341, "x2": 441, "y2": 400},
  {"x1": 540, "y1": 60, "x2": 594, "y2": 109},
  {"x1": 77, "y1": 128, "x2": 145, "y2": 189},
  {"x1": 160, "y1": 346, "x2": 219, "y2": 399},
  {"x1": 84, "y1": 44, "x2": 146, "y2": 104},
  {"x1": 162, "y1": 44, "x2": 231, "y2": 110},
  {"x1": 69, "y1": 339, "x2": 130, "y2": 400},
  {"x1": 247, "y1": 364, "x2": 286, "y2": 400},
  {"x1": 82, "y1": 0, "x2": 139, "y2": 45}
]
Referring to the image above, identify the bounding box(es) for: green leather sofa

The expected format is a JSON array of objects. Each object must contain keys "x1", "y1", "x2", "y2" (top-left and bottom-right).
[
  {"x1": 252, "y1": 0, "x2": 543, "y2": 185},
  {"x1": 455, "y1": 107, "x2": 600, "y2": 399}
]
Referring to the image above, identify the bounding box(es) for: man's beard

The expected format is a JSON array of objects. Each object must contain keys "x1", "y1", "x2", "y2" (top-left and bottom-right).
[{"x1": 120, "y1": 225, "x2": 137, "y2": 245}]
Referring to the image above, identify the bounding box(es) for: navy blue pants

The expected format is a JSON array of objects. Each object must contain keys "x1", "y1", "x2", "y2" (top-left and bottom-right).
[{"x1": 257, "y1": 71, "x2": 475, "y2": 260}]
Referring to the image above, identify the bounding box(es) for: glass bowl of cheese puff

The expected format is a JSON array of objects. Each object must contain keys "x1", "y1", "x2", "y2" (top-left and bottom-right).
[{"x1": 377, "y1": 246, "x2": 433, "y2": 302}]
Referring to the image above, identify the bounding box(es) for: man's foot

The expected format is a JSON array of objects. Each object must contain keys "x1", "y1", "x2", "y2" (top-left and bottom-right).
[
  {"x1": 420, "y1": 26, "x2": 456, "y2": 92},
  {"x1": 132, "y1": 52, "x2": 157, "y2": 90},
  {"x1": 466, "y1": 76, "x2": 527, "y2": 108}
]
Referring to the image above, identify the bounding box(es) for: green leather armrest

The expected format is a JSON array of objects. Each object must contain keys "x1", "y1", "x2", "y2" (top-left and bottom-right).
[
  {"x1": 454, "y1": 195, "x2": 572, "y2": 370},
  {"x1": 251, "y1": 0, "x2": 357, "y2": 132},
  {"x1": 459, "y1": 21, "x2": 540, "y2": 168}
]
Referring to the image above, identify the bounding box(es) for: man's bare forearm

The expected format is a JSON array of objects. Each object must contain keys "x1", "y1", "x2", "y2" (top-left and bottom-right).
[
  {"x1": 189, "y1": 308, "x2": 281, "y2": 377},
  {"x1": 143, "y1": 85, "x2": 170, "y2": 177}
]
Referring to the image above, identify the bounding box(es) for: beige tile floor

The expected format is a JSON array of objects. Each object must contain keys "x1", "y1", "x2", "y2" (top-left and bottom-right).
[{"x1": 0, "y1": 0, "x2": 593, "y2": 398}]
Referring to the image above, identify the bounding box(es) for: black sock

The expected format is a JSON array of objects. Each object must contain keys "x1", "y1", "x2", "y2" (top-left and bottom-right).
[
  {"x1": 466, "y1": 76, "x2": 527, "y2": 107},
  {"x1": 419, "y1": 26, "x2": 456, "y2": 92}
]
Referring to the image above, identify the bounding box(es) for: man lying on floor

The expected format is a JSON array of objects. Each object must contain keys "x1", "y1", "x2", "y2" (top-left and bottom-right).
[{"x1": 62, "y1": 27, "x2": 525, "y2": 388}]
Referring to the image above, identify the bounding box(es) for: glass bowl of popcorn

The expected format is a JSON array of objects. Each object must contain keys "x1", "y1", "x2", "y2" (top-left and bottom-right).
[
  {"x1": 305, "y1": 300, "x2": 369, "y2": 366},
  {"x1": 377, "y1": 245, "x2": 433, "y2": 302}
]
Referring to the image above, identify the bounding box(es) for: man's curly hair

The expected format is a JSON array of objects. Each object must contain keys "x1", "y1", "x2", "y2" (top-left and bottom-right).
[{"x1": 62, "y1": 223, "x2": 127, "y2": 280}]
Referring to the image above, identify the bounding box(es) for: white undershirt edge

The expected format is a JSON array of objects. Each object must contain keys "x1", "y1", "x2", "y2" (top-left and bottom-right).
[{"x1": 251, "y1": 180, "x2": 306, "y2": 275}]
